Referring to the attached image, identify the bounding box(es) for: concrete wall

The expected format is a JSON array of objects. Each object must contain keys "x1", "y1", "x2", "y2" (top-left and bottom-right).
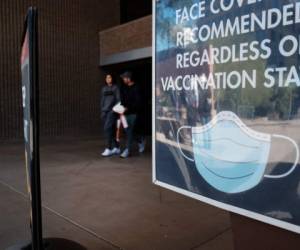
[
  {"x1": 0, "y1": 0, "x2": 120, "y2": 140},
  {"x1": 99, "y1": 15, "x2": 152, "y2": 58}
]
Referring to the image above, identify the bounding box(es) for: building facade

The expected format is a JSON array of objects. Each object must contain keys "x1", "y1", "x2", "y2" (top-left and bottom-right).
[{"x1": 0, "y1": 0, "x2": 121, "y2": 139}]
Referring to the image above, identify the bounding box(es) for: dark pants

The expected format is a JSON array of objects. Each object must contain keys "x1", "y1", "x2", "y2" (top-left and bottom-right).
[
  {"x1": 102, "y1": 111, "x2": 118, "y2": 150},
  {"x1": 134, "y1": 112, "x2": 145, "y2": 144},
  {"x1": 125, "y1": 114, "x2": 137, "y2": 152}
]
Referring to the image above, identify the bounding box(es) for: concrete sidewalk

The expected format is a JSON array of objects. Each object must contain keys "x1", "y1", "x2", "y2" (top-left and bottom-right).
[{"x1": 0, "y1": 137, "x2": 233, "y2": 250}]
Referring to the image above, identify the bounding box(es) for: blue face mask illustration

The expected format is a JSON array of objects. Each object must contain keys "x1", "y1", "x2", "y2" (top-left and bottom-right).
[{"x1": 177, "y1": 111, "x2": 299, "y2": 194}]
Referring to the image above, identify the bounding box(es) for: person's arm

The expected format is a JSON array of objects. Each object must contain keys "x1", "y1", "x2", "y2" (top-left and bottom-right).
[
  {"x1": 134, "y1": 86, "x2": 142, "y2": 113},
  {"x1": 115, "y1": 85, "x2": 121, "y2": 104},
  {"x1": 100, "y1": 87, "x2": 105, "y2": 115}
]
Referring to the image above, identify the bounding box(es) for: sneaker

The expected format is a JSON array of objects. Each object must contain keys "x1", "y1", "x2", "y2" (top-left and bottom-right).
[
  {"x1": 101, "y1": 148, "x2": 113, "y2": 157},
  {"x1": 138, "y1": 140, "x2": 146, "y2": 153},
  {"x1": 120, "y1": 149, "x2": 130, "y2": 158},
  {"x1": 111, "y1": 147, "x2": 121, "y2": 155}
]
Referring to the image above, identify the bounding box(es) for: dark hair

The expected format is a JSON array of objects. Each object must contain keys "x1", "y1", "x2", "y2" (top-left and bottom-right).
[{"x1": 120, "y1": 71, "x2": 132, "y2": 80}]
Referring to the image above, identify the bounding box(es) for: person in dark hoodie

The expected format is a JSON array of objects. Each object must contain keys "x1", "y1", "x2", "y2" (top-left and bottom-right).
[
  {"x1": 119, "y1": 71, "x2": 141, "y2": 158},
  {"x1": 101, "y1": 74, "x2": 121, "y2": 157}
]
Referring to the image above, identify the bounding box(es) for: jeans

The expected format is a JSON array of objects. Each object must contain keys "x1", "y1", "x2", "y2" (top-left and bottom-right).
[
  {"x1": 102, "y1": 111, "x2": 118, "y2": 150},
  {"x1": 124, "y1": 114, "x2": 137, "y2": 152}
]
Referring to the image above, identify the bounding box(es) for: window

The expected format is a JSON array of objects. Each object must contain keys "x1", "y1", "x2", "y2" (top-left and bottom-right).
[{"x1": 120, "y1": 0, "x2": 152, "y2": 23}]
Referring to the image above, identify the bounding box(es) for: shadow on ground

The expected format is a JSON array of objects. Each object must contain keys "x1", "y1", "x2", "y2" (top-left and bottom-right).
[{"x1": 0, "y1": 137, "x2": 233, "y2": 250}]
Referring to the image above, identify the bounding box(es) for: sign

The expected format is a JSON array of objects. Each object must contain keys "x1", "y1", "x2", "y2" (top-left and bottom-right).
[
  {"x1": 153, "y1": 0, "x2": 300, "y2": 233},
  {"x1": 21, "y1": 7, "x2": 43, "y2": 249}
]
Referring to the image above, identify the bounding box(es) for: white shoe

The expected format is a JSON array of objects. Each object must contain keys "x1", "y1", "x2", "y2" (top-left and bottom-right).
[
  {"x1": 102, "y1": 148, "x2": 113, "y2": 157},
  {"x1": 111, "y1": 147, "x2": 121, "y2": 155},
  {"x1": 138, "y1": 140, "x2": 146, "y2": 153},
  {"x1": 120, "y1": 149, "x2": 130, "y2": 158}
]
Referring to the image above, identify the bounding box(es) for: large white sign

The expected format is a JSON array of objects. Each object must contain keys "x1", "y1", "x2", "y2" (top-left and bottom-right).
[{"x1": 153, "y1": 0, "x2": 300, "y2": 233}]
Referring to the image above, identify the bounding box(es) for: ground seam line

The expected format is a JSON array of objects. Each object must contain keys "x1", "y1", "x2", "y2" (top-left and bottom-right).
[
  {"x1": 0, "y1": 180, "x2": 124, "y2": 250},
  {"x1": 190, "y1": 226, "x2": 232, "y2": 250},
  {"x1": 42, "y1": 205, "x2": 124, "y2": 250}
]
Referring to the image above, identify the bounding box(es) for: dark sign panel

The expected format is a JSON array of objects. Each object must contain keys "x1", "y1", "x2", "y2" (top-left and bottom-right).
[
  {"x1": 21, "y1": 7, "x2": 43, "y2": 249},
  {"x1": 153, "y1": 0, "x2": 300, "y2": 233}
]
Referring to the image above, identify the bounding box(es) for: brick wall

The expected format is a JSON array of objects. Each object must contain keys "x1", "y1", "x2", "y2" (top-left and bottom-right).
[
  {"x1": 0, "y1": 0, "x2": 120, "y2": 140},
  {"x1": 99, "y1": 15, "x2": 152, "y2": 57}
]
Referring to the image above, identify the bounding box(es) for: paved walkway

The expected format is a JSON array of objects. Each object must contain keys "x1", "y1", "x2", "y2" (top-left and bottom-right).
[{"x1": 0, "y1": 137, "x2": 233, "y2": 250}]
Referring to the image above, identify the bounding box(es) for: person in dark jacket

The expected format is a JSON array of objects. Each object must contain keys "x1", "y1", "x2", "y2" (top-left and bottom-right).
[
  {"x1": 101, "y1": 74, "x2": 120, "y2": 157},
  {"x1": 119, "y1": 71, "x2": 141, "y2": 158}
]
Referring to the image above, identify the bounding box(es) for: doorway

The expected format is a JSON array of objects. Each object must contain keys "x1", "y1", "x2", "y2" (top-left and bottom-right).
[{"x1": 102, "y1": 58, "x2": 152, "y2": 137}]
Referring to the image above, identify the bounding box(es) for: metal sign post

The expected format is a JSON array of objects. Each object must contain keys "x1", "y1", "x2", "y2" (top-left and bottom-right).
[
  {"x1": 21, "y1": 7, "x2": 43, "y2": 250},
  {"x1": 7, "y1": 7, "x2": 86, "y2": 250}
]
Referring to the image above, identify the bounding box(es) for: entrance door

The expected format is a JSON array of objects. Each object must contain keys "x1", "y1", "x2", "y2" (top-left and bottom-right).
[{"x1": 102, "y1": 58, "x2": 152, "y2": 136}]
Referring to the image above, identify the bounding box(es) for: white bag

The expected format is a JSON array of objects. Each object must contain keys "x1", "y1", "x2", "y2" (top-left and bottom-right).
[
  {"x1": 113, "y1": 102, "x2": 126, "y2": 114},
  {"x1": 113, "y1": 103, "x2": 128, "y2": 128},
  {"x1": 120, "y1": 115, "x2": 128, "y2": 129}
]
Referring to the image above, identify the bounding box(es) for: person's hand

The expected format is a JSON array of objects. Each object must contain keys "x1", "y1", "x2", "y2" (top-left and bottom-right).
[{"x1": 120, "y1": 107, "x2": 127, "y2": 115}]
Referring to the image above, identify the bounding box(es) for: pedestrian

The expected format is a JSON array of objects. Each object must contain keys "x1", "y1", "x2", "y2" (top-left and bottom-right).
[
  {"x1": 119, "y1": 71, "x2": 142, "y2": 158},
  {"x1": 134, "y1": 87, "x2": 146, "y2": 154},
  {"x1": 100, "y1": 74, "x2": 121, "y2": 157}
]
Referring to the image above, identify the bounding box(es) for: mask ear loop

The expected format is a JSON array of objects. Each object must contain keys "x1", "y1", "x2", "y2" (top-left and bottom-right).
[
  {"x1": 264, "y1": 134, "x2": 299, "y2": 179},
  {"x1": 177, "y1": 126, "x2": 195, "y2": 162}
]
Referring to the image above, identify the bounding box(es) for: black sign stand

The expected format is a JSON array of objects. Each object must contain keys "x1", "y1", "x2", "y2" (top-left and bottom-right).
[
  {"x1": 16, "y1": 7, "x2": 43, "y2": 250},
  {"x1": 7, "y1": 7, "x2": 86, "y2": 250},
  {"x1": 27, "y1": 7, "x2": 43, "y2": 249}
]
